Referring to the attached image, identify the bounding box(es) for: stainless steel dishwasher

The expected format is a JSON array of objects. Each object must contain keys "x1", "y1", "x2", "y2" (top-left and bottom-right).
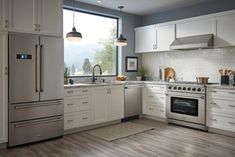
[{"x1": 124, "y1": 83, "x2": 142, "y2": 120}]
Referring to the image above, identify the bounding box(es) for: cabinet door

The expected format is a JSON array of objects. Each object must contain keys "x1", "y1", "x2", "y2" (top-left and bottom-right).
[
  {"x1": 215, "y1": 13, "x2": 235, "y2": 47},
  {"x1": 38, "y1": 0, "x2": 62, "y2": 36},
  {"x1": 176, "y1": 18, "x2": 215, "y2": 38},
  {"x1": 135, "y1": 27, "x2": 156, "y2": 53},
  {"x1": 8, "y1": 0, "x2": 38, "y2": 33},
  {"x1": 92, "y1": 87, "x2": 109, "y2": 124},
  {"x1": 157, "y1": 25, "x2": 175, "y2": 51},
  {"x1": 0, "y1": 0, "x2": 8, "y2": 30},
  {"x1": 109, "y1": 85, "x2": 124, "y2": 121},
  {"x1": 0, "y1": 32, "x2": 8, "y2": 143}
]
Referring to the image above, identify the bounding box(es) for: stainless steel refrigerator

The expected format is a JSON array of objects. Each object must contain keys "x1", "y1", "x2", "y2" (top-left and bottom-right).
[{"x1": 8, "y1": 33, "x2": 64, "y2": 147}]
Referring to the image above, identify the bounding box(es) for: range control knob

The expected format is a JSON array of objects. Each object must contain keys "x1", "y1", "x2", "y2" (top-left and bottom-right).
[
  {"x1": 178, "y1": 87, "x2": 182, "y2": 90},
  {"x1": 182, "y1": 87, "x2": 186, "y2": 90},
  {"x1": 173, "y1": 87, "x2": 177, "y2": 90},
  {"x1": 192, "y1": 88, "x2": 196, "y2": 91},
  {"x1": 168, "y1": 86, "x2": 172, "y2": 89},
  {"x1": 187, "y1": 87, "x2": 191, "y2": 91},
  {"x1": 197, "y1": 88, "x2": 201, "y2": 92}
]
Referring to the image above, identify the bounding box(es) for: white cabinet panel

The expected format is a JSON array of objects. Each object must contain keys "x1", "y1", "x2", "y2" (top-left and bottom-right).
[
  {"x1": 207, "y1": 114, "x2": 235, "y2": 132},
  {"x1": 0, "y1": 31, "x2": 8, "y2": 143},
  {"x1": 9, "y1": 0, "x2": 37, "y2": 33},
  {"x1": 109, "y1": 85, "x2": 124, "y2": 121},
  {"x1": 38, "y1": 0, "x2": 62, "y2": 36},
  {"x1": 157, "y1": 25, "x2": 175, "y2": 51},
  {"x1": 92, "y1": 87, "x2": 109, "y2": 124},
  {"x1": 135, "y1": 27, "x2": 157, "y2": 53},
  {"x1": 176, "y1": 18, "x2": 215, "y2": 38},
  {"x1": 64, "y1": 96, "x2": 91, "y2": 114},
  {"x1": 215, "y1": 13, "x2": 235, "y2": 47},
  {"x1": 0, "y1": 0, "x2": 8, "y2": 30}
]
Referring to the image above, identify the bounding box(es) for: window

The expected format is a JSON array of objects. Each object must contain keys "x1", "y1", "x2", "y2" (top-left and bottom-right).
[{"x1": 63, "y1": 9, "x2": 118, "y2": 77}]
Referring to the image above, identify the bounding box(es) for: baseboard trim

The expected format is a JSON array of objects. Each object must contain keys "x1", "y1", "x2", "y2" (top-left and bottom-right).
[
  {"x1": 208, "y1": 127, "x2": 235, "y2": 137},
  {"x1": 0, "y1": 143, "x2": 7, "y2": 149},
  {"x1": 64, "y1": 120, "x2": 121, "y2": 135},
  {"x1": 142, "y1": 115, "x2": 167, "y2": 123}
]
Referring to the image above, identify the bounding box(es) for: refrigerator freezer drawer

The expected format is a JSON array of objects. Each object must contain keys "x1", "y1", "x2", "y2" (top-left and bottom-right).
[
  {"x1": 9, "y1": 116, "x2": 63, "y2": 147},
  {"x1": 9, "y1": 100, "x2": 64, "y2": 122}
]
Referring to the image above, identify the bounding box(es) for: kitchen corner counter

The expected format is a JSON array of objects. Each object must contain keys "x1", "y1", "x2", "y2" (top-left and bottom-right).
[{"x1": 206, "y1": 84, "x2": 235, "y2": 90}]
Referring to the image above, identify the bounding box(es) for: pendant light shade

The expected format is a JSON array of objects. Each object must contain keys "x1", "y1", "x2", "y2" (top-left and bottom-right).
[
  {"x1": 115, "y1": 34, "x2": 127, "y2": 46},
  {"x1": 115, "y1": 6, "x2": 127, "y2": 47},
  {"x1": 66, "y1": 0, "x2": 82, "y2": 42}
]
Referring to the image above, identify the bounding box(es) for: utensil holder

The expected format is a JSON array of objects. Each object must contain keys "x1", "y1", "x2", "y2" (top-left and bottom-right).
[
  {"x1": 233, "y1": 75, "x2": 235, "y2": 86},
  {"x1": 221, "y1": 75, "x2": 229, "y2": 85}
]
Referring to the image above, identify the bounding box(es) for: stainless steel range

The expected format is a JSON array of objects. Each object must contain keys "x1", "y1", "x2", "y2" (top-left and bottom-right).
[{"x1": 166, "y1": 82, "x2": 207, "y2": 130}]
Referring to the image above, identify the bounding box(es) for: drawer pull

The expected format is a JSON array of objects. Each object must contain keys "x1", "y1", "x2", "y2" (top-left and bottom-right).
[
  {"x1": 82, "y1": 117, "x2": 88, "y2": 120},
  {"x1": 211, "y1": 119, "x2": 217, "y2": 122},
  {"x1": 67, "y1": 120, "x2": 74, "y2": 122},
  {"x1": 210, "y1": 102, "x2": 217, "y2": 105},
  {"x1": 67, "y1": 103, "x2": 74, "y2": 106},
  {"x1": 82, "y1": 102, "x2": 88, "y2": 104},
  {"x1": 228, "y1": 105, "x2": 235, "y2": 108},
  {"x1": 210, "y1": 91, "x2": 217, "y2": 93},
  {"x1": 67, "y1": 91, "x2": 74, "y2": 94},
  {"x1": 228, "y1": 122, "x2": 235, "y2": 125},
  {"x1": 82, "y1": 90, "x2": 88, "y2": 92},
  {"x1": 228, "y1": 92, "x2": 235, "y2": 95}
]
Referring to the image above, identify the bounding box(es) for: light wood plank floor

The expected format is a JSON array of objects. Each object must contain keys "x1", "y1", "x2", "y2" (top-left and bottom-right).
[{"x1": 1, "y1": 118, "x2": 235, "y2": 157}]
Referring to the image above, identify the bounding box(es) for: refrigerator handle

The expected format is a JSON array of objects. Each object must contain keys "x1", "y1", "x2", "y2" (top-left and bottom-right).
[
  {"x1": 40, "y1": 45, "x2": 44, "y2": 92},
  {"x1": 35, "y1": 45, "x2": 38, "y2": 92}
]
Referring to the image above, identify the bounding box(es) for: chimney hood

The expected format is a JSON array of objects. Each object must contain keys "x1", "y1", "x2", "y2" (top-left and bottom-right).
[{"x1": 170, "y1": 34, "x2": 214, "y2": 50}]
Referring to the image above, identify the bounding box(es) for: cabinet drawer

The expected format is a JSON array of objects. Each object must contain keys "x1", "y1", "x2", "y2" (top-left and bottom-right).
[
  {"x1": 207, "y1": 98, "x2": 235, "y2": 115},
  {"x1": 146, "y1": 105, "x2": 165, "y2": 118},
  {"x1": 64, "y1": 88, "x2": 91, "y2": 97},
  {"x1": 147, "y1": 93, "x2": 165, "y2": 106},
  {"x1": 64, "y1": 96, "x2": 91, "y2": 113},
  {"x1": 147, "y1": 85, "x2": 166, "y2": 94},
  {"x1": 207, "y1": 114, "x2": 235, "y2": 132},
  {"x1": 64, "y1": 111, "x2": 91, "y2": 130},
  {"x1": 207, "y1": 88, "x2": 235, "y2": 100}
]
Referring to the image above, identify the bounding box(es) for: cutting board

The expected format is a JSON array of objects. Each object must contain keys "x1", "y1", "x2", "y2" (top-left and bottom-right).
[{"x1": 165, "y1": 67, "x2": 175, "y2": 81}]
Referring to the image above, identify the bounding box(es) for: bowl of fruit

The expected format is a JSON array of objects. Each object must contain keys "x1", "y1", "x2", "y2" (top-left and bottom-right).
[{"x1": 116, "y1": 75, "x2": 127, "y2": 81}]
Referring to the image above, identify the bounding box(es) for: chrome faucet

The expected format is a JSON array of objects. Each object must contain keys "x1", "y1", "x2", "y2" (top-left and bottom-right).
[{"x1": 92, "y1": 64, "x2": 102, "y2": 83}]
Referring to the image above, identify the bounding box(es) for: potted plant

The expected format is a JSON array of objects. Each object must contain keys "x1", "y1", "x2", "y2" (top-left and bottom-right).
[
  {"x1": 137, "y1": 66, "x2": 147, "y2": 81},
  {"x1": 64, "y1": 67, "x2": 70, "y2": 84}
]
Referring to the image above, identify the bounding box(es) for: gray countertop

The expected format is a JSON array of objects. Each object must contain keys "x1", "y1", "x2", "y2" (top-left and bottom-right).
[{"x1": 206, "y1": 84, "x2": 235, "y2": 90}]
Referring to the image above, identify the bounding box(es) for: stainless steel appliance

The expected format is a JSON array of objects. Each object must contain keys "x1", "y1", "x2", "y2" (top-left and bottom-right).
[
  {"x1": 8, "y1": 33, "x2": 64, "y2": 147},
  {"x1": 124, "y1": 83, "x2": 142, "y2": 119},
  {"x1": 166, "y1": 82, "x2": 206, "y2": 130}
]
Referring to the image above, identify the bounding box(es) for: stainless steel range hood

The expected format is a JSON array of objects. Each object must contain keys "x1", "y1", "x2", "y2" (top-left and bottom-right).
[{"x1": 170, "y1": 34, "x2": 214, "y2": 50}]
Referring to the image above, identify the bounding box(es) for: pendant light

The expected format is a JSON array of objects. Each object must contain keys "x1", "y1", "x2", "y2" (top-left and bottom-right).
[
  {"x1": 66, "y1": 0, "x2": 82, "y2": 41},
  {"x1": 115, "y1": 6, "x2": 128, "y2": 47}
]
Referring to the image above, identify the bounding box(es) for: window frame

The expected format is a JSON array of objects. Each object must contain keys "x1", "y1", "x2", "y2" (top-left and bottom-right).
[{"x1": 63, "y1": 7, "x2": 119, "y2": 78}]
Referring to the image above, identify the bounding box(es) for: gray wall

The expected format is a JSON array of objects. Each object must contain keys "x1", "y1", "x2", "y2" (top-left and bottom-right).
[
  {"x1": 142, "y1": 0, "x2": 235, "y2": 26},
  {"x1": 64, "y1": 0, "x2": 142, "y2": 79}
]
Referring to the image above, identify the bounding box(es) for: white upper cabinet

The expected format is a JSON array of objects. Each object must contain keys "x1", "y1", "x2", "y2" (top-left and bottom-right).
[
  {"x1": 0, "y1": 31, "x2": 8, "y2": 143},
  {"x1": 135, "y1": 26, "x2": 157, "y2": 53},
  {"x1": 0, "y1": 0, "x2": 8, "y2": 30},
  {"x1": 109, "y1": 85, "x2": 124, "y2": 121},
  {"x1": 214, "y1": 13, "x2": 235, "y2": 47},
  {"x1": 37, "y1": 0, "x2": 62, "y2": 36},
  {"x1": 156, "y1": 25, "x2": 175, "y2": 51},
  {"x1": 176, "y1": 18, "x2": 215, "y2": 38},
  {"x1": 8, "y1": 0, "x2": 62, "y2": 36},
  {"x1": 8, "y1": 0, "x2": 37, "y2": 34}
]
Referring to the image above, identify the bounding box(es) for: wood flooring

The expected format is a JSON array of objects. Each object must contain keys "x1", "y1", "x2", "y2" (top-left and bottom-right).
[{"x1": 1, "y1": 118, "x2": 235, "y2": 157}]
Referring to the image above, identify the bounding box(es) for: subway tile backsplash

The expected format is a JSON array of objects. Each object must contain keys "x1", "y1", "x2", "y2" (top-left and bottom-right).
[{"x1": 142, "y1": 47, "x2": 235, "y2": 83}]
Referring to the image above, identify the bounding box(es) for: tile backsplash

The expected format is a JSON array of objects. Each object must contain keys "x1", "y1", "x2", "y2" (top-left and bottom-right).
[{"x1": 142, "y1": 47, "x2": 235, "y2": 83}]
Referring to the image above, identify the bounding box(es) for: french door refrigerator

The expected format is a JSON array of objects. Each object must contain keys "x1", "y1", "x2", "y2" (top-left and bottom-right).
[{"x1": 8, "y1": 33, "x2": 64, "y2": 147}]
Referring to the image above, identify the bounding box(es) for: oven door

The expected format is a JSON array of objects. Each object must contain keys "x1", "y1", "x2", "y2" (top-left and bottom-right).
[{"x1": 166, "y1": 92, "x2": 205, "y2": 125}]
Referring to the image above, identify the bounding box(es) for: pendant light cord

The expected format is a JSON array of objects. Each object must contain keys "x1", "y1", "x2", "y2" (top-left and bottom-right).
[{"x1": 73, "y1": 0, "x2": 75, "y2": 27}]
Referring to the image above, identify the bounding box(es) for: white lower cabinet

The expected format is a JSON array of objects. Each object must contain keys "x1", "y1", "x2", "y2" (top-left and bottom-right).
[
  {"x1": 207, "y1": 87, "x2": 235, "y2": 133},
  {"x1": 0, "y1": 31, "x2": 8, "y2": 143},
  {"x1": 143, "y1": 84, "x2": 166, "y2": 119},
  {"x1": 64, "y1": 85, "x2": 124, "y2": 131},
  {"x1": 92, "y1": 85, "x2": 124, "y2": 124}
]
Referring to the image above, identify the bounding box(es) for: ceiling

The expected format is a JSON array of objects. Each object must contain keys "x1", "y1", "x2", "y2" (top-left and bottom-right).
[{"x1": 76, "y1": 0, "x2": 212, "y2": 16}]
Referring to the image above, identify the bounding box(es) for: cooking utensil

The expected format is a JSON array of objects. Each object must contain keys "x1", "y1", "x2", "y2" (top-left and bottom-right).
[
  {"x1": 196, "y1": 77, "x2": 209, "y2": 84},
  {"x1": 219, "y1": 69, "x2": 223, "y2": 75}
]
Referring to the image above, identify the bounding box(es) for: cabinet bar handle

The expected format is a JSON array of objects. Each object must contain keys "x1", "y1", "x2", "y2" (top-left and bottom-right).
[
  {"x1": 82, "y1": 102, "x2": 88, "y2": 104},
  {"x1": 228, "y1": 105, "x2": 235, "y2": 108},
  {"x1": 67, "y1": 103, "x2": 73, "y2": 106},
  {"x1": 82, "y1": 117, "x2": 88, "y2": 120},
  {"x1": 67, "y1": 91, "x2": 74, "y2": 94}
]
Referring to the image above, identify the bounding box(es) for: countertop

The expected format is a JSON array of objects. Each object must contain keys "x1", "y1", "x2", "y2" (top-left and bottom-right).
[{"x1": 206, "y1": 84, "x2": 235, "y2": 90}]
